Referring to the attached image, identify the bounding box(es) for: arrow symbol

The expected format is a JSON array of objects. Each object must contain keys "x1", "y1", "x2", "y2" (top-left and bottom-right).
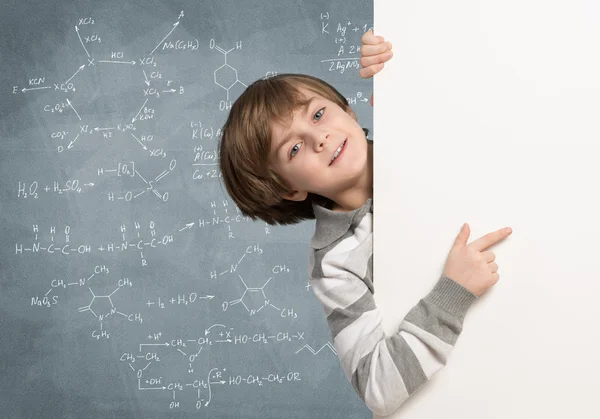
[
  {"x1": 130, "y1": 133, "x2": 147, "y2": 150},
  {"x1": 21, "y1": 86, "x2": 51, "y2": 92},
  {"x1": 205, "y1": 324, "x2": 226, "y2": 335},
  {"x1": 132, "y1": 98, "x2": 148, "y2": 122},
  {"x1": 138, "y1": 379, "x2": 166, "y2": 390},
  {"x1": 98, "y1": 60, "x2": 135, "y2": 65},
  {"x1": 65, "y1": 64, "x2": 86, "y2": 84},
  {"x1": 75, "y1": 26, "x2": 91, "y2": 58},
  {"x1": 66, "y1": 98, "x2": 82, "y2": 121},
  {"x1": 139, "y1": 342, "x2": 170, "y2": 351},
  {"x1": 149, "y1": 21, "x2": 180, "y2": 56},
  {"x1": 67, "y1": 133, "x2": 80, "y2": 149},
  {"x1": 178, "y1": 222, "x2": 195, "y2": 231}
]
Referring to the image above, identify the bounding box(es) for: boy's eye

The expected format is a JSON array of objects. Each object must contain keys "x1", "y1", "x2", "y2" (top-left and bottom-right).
[
  {"x1": 313, "y1": 107, "x2": 325, "y2": 122},
  {"x1": 289, "y1": 107, "x2": 326, "y2": 160}
]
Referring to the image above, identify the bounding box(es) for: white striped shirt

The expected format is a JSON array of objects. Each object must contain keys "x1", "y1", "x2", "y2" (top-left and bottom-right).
[{"x1": 309, "y1": 198, "x2": 477, "y2": 416}]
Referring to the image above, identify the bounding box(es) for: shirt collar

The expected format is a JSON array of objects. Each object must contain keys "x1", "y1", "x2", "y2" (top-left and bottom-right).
[{"x1": 310, "y1": 198, "x2": 373, "y2": 249}]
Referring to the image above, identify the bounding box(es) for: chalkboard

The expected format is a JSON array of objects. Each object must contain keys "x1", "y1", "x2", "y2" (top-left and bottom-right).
[{"x1": 0, "y1": 0, "x2": 374, "y2": 418}]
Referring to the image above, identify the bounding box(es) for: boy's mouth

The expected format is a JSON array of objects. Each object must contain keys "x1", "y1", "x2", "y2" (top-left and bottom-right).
[{"x1": 329, "y1": 139, "x2": 347, "y2": 166}]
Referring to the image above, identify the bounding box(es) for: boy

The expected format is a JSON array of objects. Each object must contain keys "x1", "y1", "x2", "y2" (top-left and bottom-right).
[{"x1": 218, "y1": 30, "x2": 511, "y2": 416}]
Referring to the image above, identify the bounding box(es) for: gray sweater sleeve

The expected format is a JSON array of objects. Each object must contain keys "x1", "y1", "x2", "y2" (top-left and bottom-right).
[{"x1": 309, "y1": 273, "x2": 477, "y2": 416}]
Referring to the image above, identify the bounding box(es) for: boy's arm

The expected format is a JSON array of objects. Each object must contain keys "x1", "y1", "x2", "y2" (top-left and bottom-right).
[{"x1": 310, "y1": 270, "x2": 477, "y2": 416}]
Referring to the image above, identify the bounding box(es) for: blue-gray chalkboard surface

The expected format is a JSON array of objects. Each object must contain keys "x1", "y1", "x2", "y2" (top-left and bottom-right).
[{"x1": 0, "y1": 0, "x2": 373, "y2": 417}]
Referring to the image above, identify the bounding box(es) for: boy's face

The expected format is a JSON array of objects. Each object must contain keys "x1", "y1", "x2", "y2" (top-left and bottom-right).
[{"x1": 268, "y1": 86, "x2": 369, "y2": 204}]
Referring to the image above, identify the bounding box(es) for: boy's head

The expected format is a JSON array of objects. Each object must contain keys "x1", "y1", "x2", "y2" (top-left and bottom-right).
[{"x1": 218, "y1": 73, "x2": 370, "y2": 226}]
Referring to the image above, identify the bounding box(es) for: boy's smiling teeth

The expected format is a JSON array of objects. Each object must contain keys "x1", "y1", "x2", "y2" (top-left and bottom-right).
[{"x1": 330, "y1": 139, "x2": 347, "y2": 165}]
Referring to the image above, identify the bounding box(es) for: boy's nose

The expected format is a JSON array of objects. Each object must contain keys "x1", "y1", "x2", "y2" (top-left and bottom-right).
[{"x1": 313, "y1": 133, "x2": 330, "y2": 150}]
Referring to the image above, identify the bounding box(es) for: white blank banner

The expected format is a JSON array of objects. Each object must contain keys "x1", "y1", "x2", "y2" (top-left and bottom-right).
[{"x1": 374, "y1": 1, "x2": 600, "y2": 418}]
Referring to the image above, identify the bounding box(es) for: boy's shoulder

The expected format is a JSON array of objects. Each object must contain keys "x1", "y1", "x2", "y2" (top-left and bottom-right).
[{"x1": 309, "y1": 198, "x2": 373, "y2": 250}]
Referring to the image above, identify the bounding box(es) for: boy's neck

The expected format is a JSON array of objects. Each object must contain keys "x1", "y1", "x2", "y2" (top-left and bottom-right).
[{"x1": 331, "y1": 141, "x2": 373, "y2": 212}]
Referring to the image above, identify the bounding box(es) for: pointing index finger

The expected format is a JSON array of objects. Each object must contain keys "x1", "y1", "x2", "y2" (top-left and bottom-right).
[{"x1": 470, "y1": 228, "x2": 512, "y2": 252}]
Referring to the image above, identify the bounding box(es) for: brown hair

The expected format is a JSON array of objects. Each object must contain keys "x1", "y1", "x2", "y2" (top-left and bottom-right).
[{"x1": 218, "y1": 73, "x2": 368, "y2": 226}]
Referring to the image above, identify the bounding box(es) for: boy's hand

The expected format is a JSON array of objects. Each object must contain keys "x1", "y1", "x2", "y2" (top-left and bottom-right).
[
  {"x1": 443, "y1": 224, "x2": 513, "y2": 297},
  {"x1": 360, "y1": 29, "x2": 393, "y2": 106}
]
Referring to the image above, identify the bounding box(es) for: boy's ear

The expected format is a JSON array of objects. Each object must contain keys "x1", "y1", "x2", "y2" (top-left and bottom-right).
[{"x1": 282, "y1": 189, "x2": 308, "y2": 201}]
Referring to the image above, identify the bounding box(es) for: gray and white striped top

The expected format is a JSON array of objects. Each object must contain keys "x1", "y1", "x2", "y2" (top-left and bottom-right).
[{"x1": 309, "y1": 198, "x2": 478, "y2": 416}]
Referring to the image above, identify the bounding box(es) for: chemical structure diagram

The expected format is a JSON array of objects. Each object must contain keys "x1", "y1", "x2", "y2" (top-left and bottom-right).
[
  {"x1": 14, "y1": 204, "x2": 268, "y2": 269},
  {"x1": 121, "y1": 321, "x2": 306, "y2": 410},
  {"x1": 77, "y1": 279, "x2": 143, "y2": 340},
  {"x1": 30, "y1": 264, "x2": 143, "y2": 340},
  {"x1": 209, "y1": 38, "x2": 248, "y2": 105},
  {"x1": 211, "y1": 244, "x2": 297, "y2": 319},
  {"x1": 295, "y1": 342, "x2": 337, "y2": 356},
  {"x1": 15, "y1": 221, "x2": 177, "y2": 267},
  {"x1": 98, "y1": 157, "x2": 177, "y2": 202},
  {"x1": 130, "y1": 359, "x2": 301, "y2": 410}
]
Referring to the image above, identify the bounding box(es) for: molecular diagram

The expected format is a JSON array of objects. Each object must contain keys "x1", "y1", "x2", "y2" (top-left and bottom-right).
[{"x1": 209, "y1": 38, "x2": 248, "y2": 102}]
